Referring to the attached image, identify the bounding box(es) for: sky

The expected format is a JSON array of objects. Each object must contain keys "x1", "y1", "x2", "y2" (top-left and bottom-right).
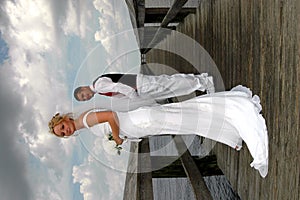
[{"x1": 0, "y1": 0, "x2": 140, "y2": 199}]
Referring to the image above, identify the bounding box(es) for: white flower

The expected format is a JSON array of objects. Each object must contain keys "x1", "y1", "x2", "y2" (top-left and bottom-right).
[{"x1": 102, "y1": 132, "x2": 122, "y2": 155}]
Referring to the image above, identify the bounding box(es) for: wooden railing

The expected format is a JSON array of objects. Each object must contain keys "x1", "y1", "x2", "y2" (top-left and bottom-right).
[
  {"x1": 123, "y1": 136, "x2": 222, "y2": 200},
  {"x1": 123, "y1": 1, "x2": 216, "y2": 199},
  {"x1": 125, "y1": 0, "x2": 196, "y2": 55}
]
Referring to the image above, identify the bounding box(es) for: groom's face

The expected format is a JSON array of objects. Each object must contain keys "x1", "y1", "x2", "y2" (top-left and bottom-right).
[{"x1": 77, "y1": 87, "x2": 94, "y2": 101}]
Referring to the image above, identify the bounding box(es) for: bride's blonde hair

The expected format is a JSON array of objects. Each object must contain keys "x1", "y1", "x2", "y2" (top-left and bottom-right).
[{"x1": 48, "y1": 113, "x2": 73, "y2": 137}]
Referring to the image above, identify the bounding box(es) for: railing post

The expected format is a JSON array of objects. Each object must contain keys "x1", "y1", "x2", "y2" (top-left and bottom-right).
[
  {"x1": 137, "y1": 138, "x2": 153, "y2": 200},
  {"x1": 173, "y1": 136, "x2": 213, "y2": 200}
]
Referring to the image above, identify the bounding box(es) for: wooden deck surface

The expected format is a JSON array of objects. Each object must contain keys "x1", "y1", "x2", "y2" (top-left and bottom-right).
[{"x1": 145, "y1": 0, "x2": 300, "y2": 199}]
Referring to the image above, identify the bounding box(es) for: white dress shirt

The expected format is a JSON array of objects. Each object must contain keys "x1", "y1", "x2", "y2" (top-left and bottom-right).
[{"x1": 91, "y1": 77, "x2": 138, "y2": 98}]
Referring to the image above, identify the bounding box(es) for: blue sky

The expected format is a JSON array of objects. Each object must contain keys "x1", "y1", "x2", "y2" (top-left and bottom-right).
[
  {"x1": 0, "y1": 0, "x2": 140, "y2": 199},
  {"x1": 0, "y1": 32, "x2": 9, "y2": 64}
]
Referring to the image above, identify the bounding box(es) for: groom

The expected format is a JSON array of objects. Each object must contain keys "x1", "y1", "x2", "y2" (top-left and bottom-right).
[{"x1": 74, "y1": 73, "x2": 215, "y2": 102}]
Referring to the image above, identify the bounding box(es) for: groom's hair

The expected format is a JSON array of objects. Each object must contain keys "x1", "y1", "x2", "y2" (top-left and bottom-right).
[{"x1": 73, "y1": 87, "x2": 83, "y2": 101}]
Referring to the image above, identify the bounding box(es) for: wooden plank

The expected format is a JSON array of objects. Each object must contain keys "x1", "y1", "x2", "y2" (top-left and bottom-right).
[
  {"x1": 152, "y1": 157, "x2": 186, "y2": 178},
  {"x1": 161, "y1": 0, "x2": 189, "y2": 28},
  {"x1": 143, "y1": 0, "x2": 189, "y2": 54},
  {"x1": 145, "y1": 0, "x2": 300, "y2": 199},
  {"x1": 145, "y1": 0, "x2": 200, "y2": 8},
  {"x1": 125, "y1": 0, "x2": 138, "y2": 29},
  {"x1": 142, "y1": 26, "x2": 173, "y2": 51},
  {"x1": 194, "y1": 155, "x2": 224, "y2": 177},
  {"x1": 145, "y1": 12, "x2": 194, "y2": 24},
  {"x1": 173, "y1": 136, "x2": 213, "y2": 200},
  {"x1": 136, "y1": 0, "x2": 145, "y2": 28},
  {"x1": 151, "y1": 155, "x2": 223, "y2": 178},
  {"x1": 136, "y1": 0, "x2": 145, "y2": 50},
  {"x1": 145, "y1": 8, "x2": 196, "y2": 23},
  {"x1": 145, "y1": 7, "x2": 196, "y2": 15},
  {"x1": 137, "y1": 138, "x2": 153, "y2": 200},
  {"x1": 123, "y1": 143, "x2": 139, "y2": 200},
  {"x1": 124, "y1": 0, "x2": 140, "y2": 46}
]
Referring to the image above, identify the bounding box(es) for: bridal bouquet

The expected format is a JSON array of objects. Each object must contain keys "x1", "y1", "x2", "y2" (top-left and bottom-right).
[{"x1": 104, "y1": 133, "x2": 123, "y2": 155}]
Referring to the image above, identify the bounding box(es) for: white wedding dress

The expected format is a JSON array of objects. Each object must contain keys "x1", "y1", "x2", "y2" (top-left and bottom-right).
[{"x1": 83, "y1": 85, "x2": 268, "y2": 177}]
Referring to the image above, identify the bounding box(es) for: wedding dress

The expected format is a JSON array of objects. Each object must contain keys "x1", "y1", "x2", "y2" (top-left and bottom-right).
[{"x1": 83, "y1": 85, "x2": 268, "y2": 177}]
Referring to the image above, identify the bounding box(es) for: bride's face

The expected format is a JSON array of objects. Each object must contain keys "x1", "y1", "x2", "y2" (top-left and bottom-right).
[{"x1": 53, "y1": 118, "x2": 76, "y2": 137}]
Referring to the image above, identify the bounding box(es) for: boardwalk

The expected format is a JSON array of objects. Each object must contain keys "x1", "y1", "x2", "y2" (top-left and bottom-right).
[{"x1": 145, "y1": 0, "x2": 300, "y2": 199}]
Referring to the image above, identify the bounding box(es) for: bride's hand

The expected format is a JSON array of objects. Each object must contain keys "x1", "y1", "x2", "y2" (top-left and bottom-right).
[{"x1": 115, "y1": 137, "x2": 123, "y2": 145}]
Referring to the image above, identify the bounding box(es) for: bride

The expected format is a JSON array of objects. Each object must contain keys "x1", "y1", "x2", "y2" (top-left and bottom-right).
[{"x1": 48, "y1": 85, "x2": 268, "y2": 177}]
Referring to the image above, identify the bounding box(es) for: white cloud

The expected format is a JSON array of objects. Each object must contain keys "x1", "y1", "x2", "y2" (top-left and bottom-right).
[
  {"x1": 61, "y1": 0, "x2": 94, "y2": 38},
  {"x1": 0, "y1": 60, "x2": 76, "y2": 200},
  {"x1": 0, "y1": 0, "x2": 139, "y2": 199},
  {"x1": 92, "y1": 0, "x2": 140, "y2": 72},
  {"x1": 3, "y1": 0, "x2": 54, "y2": 51},
  {"x1": 92, "y1": 0, "x2": 135, "y2": 40},
  {"x1": 93, "y1": 0, "x2": 117, "y2": 50},
  {"x1": 72, "y1": 135, "x2": 128, "y2": 200},
  {"x1": 0, "y1": 0, "x2": 91, "y2": 199}
]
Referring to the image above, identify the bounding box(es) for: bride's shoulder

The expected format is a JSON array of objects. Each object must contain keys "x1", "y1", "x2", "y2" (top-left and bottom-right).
[
  {"x1": 79, "y1": 109, "x2": 112, "y2": 129},
  {"x1": 77, "y1": 109, "x2": 96, "y2": 129}
]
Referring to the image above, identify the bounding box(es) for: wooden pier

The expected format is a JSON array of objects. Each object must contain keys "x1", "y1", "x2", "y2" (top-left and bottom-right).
[
  {"x1": 124, "y1": 138, "x2": 218, "y2": 200},
  {"x1": 124, "y1": 0, "x2": 300, "y2": 199}
]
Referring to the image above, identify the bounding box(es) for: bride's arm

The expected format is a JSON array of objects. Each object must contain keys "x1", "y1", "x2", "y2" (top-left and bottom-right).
[{"x1": 82, "y1": 111, "x2": 123, "y2": 145}]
